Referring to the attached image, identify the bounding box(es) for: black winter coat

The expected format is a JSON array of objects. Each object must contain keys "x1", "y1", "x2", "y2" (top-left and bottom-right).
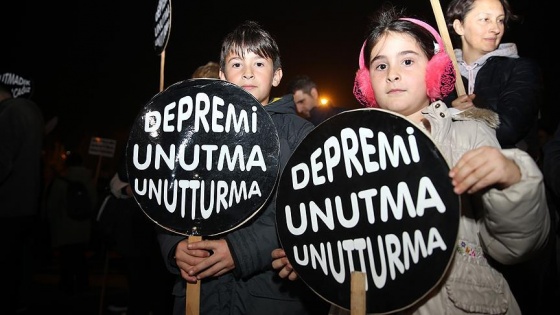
[
  {"x1": 0, "y1": 97, "x2": 44, "y2": 218},
  {"x1": 444, "y1": 56, "x2": 543, "y2": 157}
]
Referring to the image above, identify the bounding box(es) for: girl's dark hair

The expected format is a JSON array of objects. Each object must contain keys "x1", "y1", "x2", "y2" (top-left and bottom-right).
[
  {"x1": 445, "y1": 0, "x2": 518, "y2": 44},
  {"x1": 219, "y1": 20, "x2": 282, "y2": 71},
  {"x1": 362, "y1": 6, "x2": 437, "y2": 70}
]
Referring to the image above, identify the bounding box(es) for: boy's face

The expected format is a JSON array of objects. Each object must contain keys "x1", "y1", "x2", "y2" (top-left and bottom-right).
[
  {"x1": 219, "y1": 50, "x2": 282, "y2": 105},
  {"x1": 368, "y1": 32, "x2": 430, "y2": 118}
]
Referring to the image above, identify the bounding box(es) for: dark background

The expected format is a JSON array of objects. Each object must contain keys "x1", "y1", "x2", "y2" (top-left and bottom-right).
[{"x1": 3, "y1": 0, "x2": 555, "y2": 174}]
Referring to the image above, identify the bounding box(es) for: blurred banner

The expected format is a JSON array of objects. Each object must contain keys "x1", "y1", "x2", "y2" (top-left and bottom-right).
[{"x1": 0, "y1": 71, "x2": 33, "y2": 98}]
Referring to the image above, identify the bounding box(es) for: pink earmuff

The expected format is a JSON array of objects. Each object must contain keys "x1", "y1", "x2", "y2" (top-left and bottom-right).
[
  {"x1": 353, "y1": 18, "x2": 456, "y2": 108},
  {"x1": 353, "y1": 41, "x2": 377, "y2": 107}
]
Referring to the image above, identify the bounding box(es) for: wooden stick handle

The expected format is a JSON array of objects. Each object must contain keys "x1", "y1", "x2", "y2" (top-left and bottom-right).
[
  {"x1": 186, "y1": 235, "x2": 202, "y2": 315},
  {"x1": 159, "y1": 50, "x2": 166, "y2": 92},
  {"x1": 430, "y1": 0, "x2": 466, "y2": 96},
  {"x1": 351, "y1": 272, "x2": 366, "y2": 315}
]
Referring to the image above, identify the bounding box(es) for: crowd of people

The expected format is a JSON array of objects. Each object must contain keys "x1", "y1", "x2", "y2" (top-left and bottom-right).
[{"x1": 2, "y1": 0, "x2": 559, "y2": 314}]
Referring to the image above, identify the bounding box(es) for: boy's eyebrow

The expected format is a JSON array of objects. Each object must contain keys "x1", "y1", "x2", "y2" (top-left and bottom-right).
[
  {"x1": 225, "y1": 55, "x2": 242, "y2": 62},
  {"x1": 226, "y1": 53, "x2": 271, "y2": 63}
]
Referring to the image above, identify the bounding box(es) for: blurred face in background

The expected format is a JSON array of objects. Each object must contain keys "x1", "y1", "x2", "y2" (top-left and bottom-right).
[{"x1": 293, "y1": 88, "x2": 318, "y2": 118}]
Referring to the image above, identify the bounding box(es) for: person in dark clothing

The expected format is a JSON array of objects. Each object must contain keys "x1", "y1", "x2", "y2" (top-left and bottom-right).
[
  {"x1": 542, "y1": 122, "x2": 560, "y2": 304},
  {"x1": 0, "y1": 82, "x2": 45, "y2": 314},
  {"x1": 287, "y1": 75, "x2": 346, "y2": 126},
  {"x1": 103, "y1": 159, "x2": 174, "y2": 315},
  {"x1": 46, "y1": 151, "x2": 97, "y2": 295},
  {"x1": 444, "y1": 1, "x2": 553, "y2": 314},
  {"x1": 443, "y1": 0, "x2": 543, "y2": 160},
  {"x1": 157, "y1": 20, "x2": 329, "y2": 315},
  {"x1": 544, "y1": 124, "x2": 560, "y2": 224}
]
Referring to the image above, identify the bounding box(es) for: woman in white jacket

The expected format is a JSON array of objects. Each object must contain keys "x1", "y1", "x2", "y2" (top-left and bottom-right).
[{"x1": 272, "y1": 6, "x2": 550, "y2": 314}]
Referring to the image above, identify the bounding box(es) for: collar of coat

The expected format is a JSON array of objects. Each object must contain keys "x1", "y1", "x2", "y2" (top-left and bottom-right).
[{"x1": 448, "y1": 105, "x2": 500, "y2": 129}]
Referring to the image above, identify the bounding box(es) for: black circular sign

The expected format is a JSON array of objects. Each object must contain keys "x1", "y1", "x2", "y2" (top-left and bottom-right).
[
  {"x1": 276, "y1": 108, "x2": 460, "y2": 314},
  {"x1": 127, "y1": 79, "x2": 280, "y2": 236},
  {"x1": 154, "y1": 0, "x2": 171, "y2": 55}
]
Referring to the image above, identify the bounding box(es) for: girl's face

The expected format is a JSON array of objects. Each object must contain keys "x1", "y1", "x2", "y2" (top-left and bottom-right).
[
  {"x1": 368, "y1": 32, "x2": 430, "y2": 119},
  {"x1": 219, "y1": 50, "x2": 282, "y2": 105},
  {"x1": 453, "y1": 0, "x2": 505, "y2": 56}
]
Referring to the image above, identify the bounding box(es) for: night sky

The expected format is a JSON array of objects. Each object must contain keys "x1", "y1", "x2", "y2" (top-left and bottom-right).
[{"x1": 3, "y1": 0, "x2": 554, "y2": 158}]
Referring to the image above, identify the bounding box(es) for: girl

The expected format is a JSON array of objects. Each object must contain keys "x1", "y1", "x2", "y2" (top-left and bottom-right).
[{"x1": 273, "y1": 6, "x2": 549, "y2": 314}]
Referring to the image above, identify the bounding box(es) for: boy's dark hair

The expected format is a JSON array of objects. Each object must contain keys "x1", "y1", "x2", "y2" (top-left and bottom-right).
[
  {"x1": 219, "y1": 20, "x2": 282, "y2": 72},
  {"x1": 287, "y1": 75, "x2": 316, "y2": 95}
]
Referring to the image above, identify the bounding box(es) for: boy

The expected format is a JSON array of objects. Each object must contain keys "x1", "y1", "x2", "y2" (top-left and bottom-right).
[{"x1": 157, "y1": 20, "x2": 329, "y2": 315}]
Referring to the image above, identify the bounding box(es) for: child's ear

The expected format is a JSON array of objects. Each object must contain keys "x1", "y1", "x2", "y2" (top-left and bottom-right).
[
  {"x1": 272, "y1": 68, "x2": 283, "y2": 87},
  {"x1": 219, "y1": 70, "x2": 226, "y2": 80}
]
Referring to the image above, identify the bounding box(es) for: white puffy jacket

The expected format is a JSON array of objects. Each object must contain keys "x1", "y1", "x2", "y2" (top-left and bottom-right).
[{"x1": 330, "y1": 101, "x2": 550, "y2": 315}]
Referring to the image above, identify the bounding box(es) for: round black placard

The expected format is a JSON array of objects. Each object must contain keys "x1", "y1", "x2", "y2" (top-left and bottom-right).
[
  {"x1": 154, "y1": 0, "x2": 171, "y2": 55},
  {"x1": 276, "y1": 108, "x2": 460, "y2": 314},
  {"x1": 127, "y1": 79, "x2": 280, "y2": 236}
]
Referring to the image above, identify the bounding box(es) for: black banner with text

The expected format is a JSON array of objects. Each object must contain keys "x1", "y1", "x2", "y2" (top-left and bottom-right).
[{"x1": 276, "y1": 108, "x2": 460, "y2": 313}]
